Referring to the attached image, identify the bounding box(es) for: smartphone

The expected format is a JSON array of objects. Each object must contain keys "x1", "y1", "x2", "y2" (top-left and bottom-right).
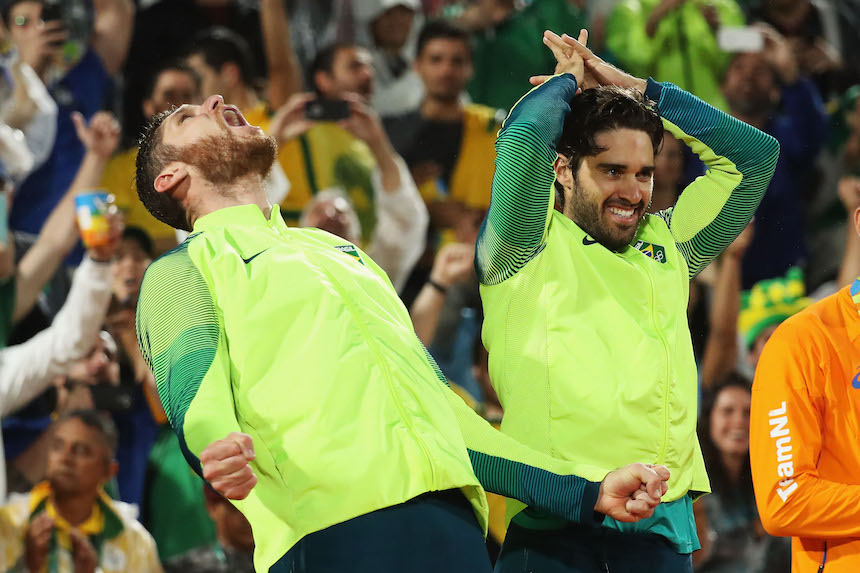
[
  {"x1": 718, "y1": 27, "x2": 764, "y2": 53},
  {"x1": 305, "y1": 99, "x2": 351, "y2": 122},
  {"x1": 40, "y1": 2, "x2": 62, "y2": 24}
]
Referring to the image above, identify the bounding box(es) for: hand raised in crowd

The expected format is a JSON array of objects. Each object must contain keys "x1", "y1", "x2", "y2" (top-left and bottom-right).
[
  {"x1": 338, "y1": 94, "x2": 390, "y2": 152},
  {"x1": 755, "y1": 24, "x2": 798, "y2": 85},
  {"x1": 72, "y1": 111, "x2": 121, "y2": 160},
  {"x1": 14, "y1": 19, "x2": 66, "y2": 76},
  {"x1": 201, "y1": 432, "x2": 258, "y2": 500},
  {"x1": 838, "y1": 176, "x2": 860, "y2": 211},
  {"x1": 69, "y1": 528, "x2": 98, "y2": 573},
  {"x1": 86, "y1": 209, "x2": 124, "y2": 263},
  {"x1": 267, "y1": 93, "x2": 316, "y2": 145},
  {"x1": 430, "y1": 242, "x2": 475, "y2": 289},
  {"x1": 595, "y1": 463, "x2": 670, "y2": 523},
  {"x1": 24, "y1": 511, "x2": 54, "y2": 573}
]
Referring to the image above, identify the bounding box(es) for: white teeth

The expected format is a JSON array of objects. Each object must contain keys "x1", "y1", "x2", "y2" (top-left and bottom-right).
[
  {"x1": 224, "y1": 109, "x2": 241, "y2": 126},
  {"x1": 608, "y1": 207, "x2": 634, "y2": 218}
]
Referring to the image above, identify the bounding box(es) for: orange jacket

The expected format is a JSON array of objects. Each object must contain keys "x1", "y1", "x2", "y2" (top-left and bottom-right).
[{"x1": 751, "y1": 281, "x2": 860, "y2": 572}]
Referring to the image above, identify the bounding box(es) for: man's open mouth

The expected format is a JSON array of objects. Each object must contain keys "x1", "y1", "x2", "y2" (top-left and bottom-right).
[{"x1": 223, "y1": 106, "x2": 248, "y2": 127}]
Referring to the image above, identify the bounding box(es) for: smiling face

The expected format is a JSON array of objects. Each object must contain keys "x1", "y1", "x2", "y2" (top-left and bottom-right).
[
  {"x1": 557, "y1": 128, "x2": 655, "y2": 251},
  {"x1": 709, "y1": 385, "x2": 752, "y2": 458}
]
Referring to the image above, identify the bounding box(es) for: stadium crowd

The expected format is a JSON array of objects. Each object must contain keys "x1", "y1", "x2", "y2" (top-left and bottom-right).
[{"x1": 0, "y1": 0, "x2": 858, "y2": 571}]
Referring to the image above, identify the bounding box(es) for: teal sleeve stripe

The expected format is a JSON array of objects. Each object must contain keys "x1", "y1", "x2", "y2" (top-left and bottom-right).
[
  {"x1": 136, "y1": 238, "x2": 219, "y2": 475},
  {"x1": 467, "y1": 450, "x2": 602, "y2": 524},
  {"x1": 419, "y1": 343, "x2": 602, "y2": 524},
  {"x1": 476, "y1": 74, "x2": 579, "y2": 286},
  {"x1": 647, "y1": 80, "x2": 779, "y2": 277}
]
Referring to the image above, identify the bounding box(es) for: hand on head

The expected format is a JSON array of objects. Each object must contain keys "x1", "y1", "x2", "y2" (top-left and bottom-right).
[
  {"x1": 201, "y1": 432, "x2": 258, "y2": 500},
  {"x1": 595, "y1": 463, "x2": 670, "y2": 523}
]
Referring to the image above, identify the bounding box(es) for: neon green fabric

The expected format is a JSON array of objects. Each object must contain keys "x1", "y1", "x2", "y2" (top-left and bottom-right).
[
  {"x1": 476, "y1": 75, "x2": 779, "y2": 552},
  {"x1": 136, "y1": 204, "x2": 605, "y2": 571},
  {"x1": 606, "y1": 0, "x2": 745, "y2": 111}
]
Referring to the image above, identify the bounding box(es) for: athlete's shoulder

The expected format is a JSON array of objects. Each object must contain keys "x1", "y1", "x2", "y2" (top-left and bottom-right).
[{"x1": 140, "y1": 236, "x2": 206, "y2": 294}]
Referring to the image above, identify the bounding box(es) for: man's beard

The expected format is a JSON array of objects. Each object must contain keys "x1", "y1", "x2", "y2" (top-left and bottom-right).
[
  {"x1": 170, "y1": 129, "x2": 277, "y2": 185},
  {"x1": 565, "y1": 180, "x2": 645, "y2": 251}
]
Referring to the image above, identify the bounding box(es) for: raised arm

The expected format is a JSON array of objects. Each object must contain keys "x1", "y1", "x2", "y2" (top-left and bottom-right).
[
  {"x1": 14, "y1": 111, "x2": 120, "y2": 322},
  {"x1": 475, "y1": 73, "x2": 579, "y2": 285},
  {"x1": 91, "y1": 0, "x2": 134, "y2": 76},
  {"x1": 652, "y1": 81, "x2": 779, "y2": 277},
  {"x1": 260, "y1": 0, "x2": 304, "y2": 109}
]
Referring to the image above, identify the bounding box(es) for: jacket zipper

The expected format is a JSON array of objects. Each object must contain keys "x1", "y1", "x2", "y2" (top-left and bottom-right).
[
  {"x1": 818, "y1": 541, "x2": 828, "y2": 573},
  {"x1": 314, "y1": 257, "x2": 438, "y2": 485},
  {"x1": 643, "y1": 261, "x2": 672, "y2": 463}
]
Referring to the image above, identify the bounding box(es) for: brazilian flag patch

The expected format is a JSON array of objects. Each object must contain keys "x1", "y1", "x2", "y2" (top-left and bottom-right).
[
  {"x1": 335, "y1": 244, "x2": 364, "y2": 265},
  {"x1": 633, "y1": 240, "x2": 667, "y2": 263}
]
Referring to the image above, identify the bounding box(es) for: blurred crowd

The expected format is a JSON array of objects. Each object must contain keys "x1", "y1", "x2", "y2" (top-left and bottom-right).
[{"x1": 0, "y1": 0, "x2": 858, "y2": 571}]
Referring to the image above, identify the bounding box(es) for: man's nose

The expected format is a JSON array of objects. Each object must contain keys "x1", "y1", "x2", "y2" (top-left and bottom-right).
[{"x1": 204, "y1": 94, "x2": 224, "y2": 113}]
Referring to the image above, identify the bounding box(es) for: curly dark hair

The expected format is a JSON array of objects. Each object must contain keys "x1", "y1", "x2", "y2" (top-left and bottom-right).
[
  {"x1": 555, "y1": 85, "x2": 664, "y2": 208},
  {"x1": 135, "y1": 109, "x2": 191, "y2": 231}
]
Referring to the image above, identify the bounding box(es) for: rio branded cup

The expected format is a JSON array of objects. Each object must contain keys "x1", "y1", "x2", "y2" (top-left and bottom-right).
[{"x1": 75, "y1": 191, "x2": 114, "y2": 249}]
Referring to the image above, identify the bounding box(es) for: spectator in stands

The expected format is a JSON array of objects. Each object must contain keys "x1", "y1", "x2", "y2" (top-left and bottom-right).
[
  {"x1": 694, "y1": 374, "x2": 790, "y2": 572},
  {"x1": 6, "y1": 331, "x2": 119, "y2": 493},
  {"x1": 353, "y1": 0, "x2": 424, "y2": 117},
  {"x1": 607, "y1": 0, "x2": 744, "y2": 111},
  {"x1": 751, "y1": 0, "x2": 850, "y2": 98},
  {"x1": 0, "y1": 14, "x2": 56, "y2": 185},
  {"x1": 449, "y1": 0, "x2": 585, "y2": 112},
  {"x1": 385, "y1": 20, "x2": 499, "y2": 245},
  {"x1": 5, "y1": 0, "x2": 133, "y2": 243},
  {"x1": 722, "y1": 25, "x2": 828, "y2": 287},
  {"x1": 299, "y1": 185, "x2": 427, "y2": 292},
  {"x1": 101, "y1": 62, "x2": 200, "y2": 255},
  {"x1": 164, "y1": 485, "x2": 254, "y2": 573},
  {"x1": 0, "y1": 410, "x2": 163, "y2": 572},
  {"x1": 271, "y1": 42, "x2": 421, "y2": 251},
  {"x1": 649, "y1": 131, "x2": 685, "y2": 213}
]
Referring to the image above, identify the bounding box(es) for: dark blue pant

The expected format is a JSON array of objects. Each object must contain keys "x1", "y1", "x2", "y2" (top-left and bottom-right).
[
  {"x1": 495, "y1": 521, "x2": 693, "y2": 573},
  {"x1": 272, "y1": 490, "x2": 493, "y2": 573}
]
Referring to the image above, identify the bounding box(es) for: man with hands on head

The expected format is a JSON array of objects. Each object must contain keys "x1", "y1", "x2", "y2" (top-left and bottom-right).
[
  {"x1": 475, "y1": 28, "x2": 778, "y2": 572},
  {"x1": 133, "y1": 87, "x2": 669, "y2": 571}
]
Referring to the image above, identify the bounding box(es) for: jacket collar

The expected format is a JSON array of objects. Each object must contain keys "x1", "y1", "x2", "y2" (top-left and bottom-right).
[{"x1": 193, "y1": 204, "x2": 286, "y2": 233}]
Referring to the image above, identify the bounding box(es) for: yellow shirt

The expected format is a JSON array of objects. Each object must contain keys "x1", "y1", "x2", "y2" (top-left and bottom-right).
[
  {"x1": 101, "y1": 102, "x2": 271, "y2": 244},
  {"x1": 277, "y1": 122, "x2": 377, "y2": 245}
]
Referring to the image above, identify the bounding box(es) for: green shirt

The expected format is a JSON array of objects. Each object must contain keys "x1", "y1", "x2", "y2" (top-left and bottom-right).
[
  {"x1": 137, "y1": 204, "x2": 608, "y2": 571},
  {"x1": 476, "y1": 75, "x2": 779, "y2": 552}
]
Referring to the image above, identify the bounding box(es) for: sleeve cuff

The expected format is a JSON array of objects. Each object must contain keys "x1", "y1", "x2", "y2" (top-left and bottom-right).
[
  {"x1": 644, "y1": 78, "x2": 663, "y2": 103},
  {"x1": 579, "y1": 480, "x2": 603, "y2": 525}
]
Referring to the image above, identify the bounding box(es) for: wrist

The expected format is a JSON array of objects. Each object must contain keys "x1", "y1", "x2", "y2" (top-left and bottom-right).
[{"x1": 427, "y1": 277, "x2": 449, "y2": 294}]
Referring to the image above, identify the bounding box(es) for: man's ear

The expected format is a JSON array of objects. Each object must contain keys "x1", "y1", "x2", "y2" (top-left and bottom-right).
[
  {"x1": 854, "y1": 206, "x2": 860, "y2": 239},
  {"x1": 154, "y1": 163, "x2": 189, "y2": 195},
  {"x1": 553, "y1": 154, "x2": 573, "y2": 189}
]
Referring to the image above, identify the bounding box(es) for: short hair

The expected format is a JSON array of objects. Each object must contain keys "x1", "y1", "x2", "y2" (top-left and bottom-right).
[
  {"x1": 555, "y1": 86, "x2": 664, "y2": 208},
  {"x1": 55, "y1": 409, "x2": 119, "y2": 458},
  {"x1": 186, "y1": 27, "x2": 255, "y2": 87},
  {"x1": 135, "y1": 110, "x2": 191, "y2": 231},
  {"x1": 143, "y1": 59, "x2": 201, "y2": 101},
  {"x1": 308, "y1": 42, "x2": 355, "y2": 92},
  {"x1": 122, "y1": 225, "x2": 155, "y2": 258},
  {"x1": 416, "y1": 20, "x2": 471, "y2": 59}
]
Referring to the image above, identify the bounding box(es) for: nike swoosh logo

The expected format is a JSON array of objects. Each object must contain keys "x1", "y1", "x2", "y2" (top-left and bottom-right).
[
  {"x1": 582, "y1": 236, "x2": 598, "y2": 245},
  {"x1": 242, "y1": 249, "x2": 268, "y2": 265},
  {"x1": 852, "y1": 371, "x2": 860, "y2": 389}
]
